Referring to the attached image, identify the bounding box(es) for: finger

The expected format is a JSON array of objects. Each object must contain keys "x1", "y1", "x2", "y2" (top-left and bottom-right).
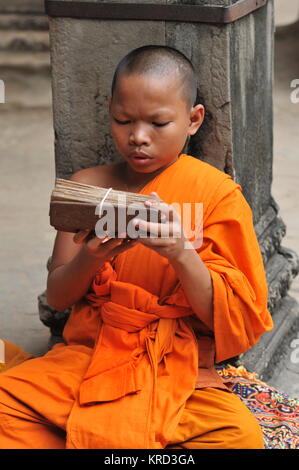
[
  {"x1": 134, "y1": 205, "x2": 183, "y2": 236},
  {"x1": 144, "y1": 201, "x2": 172, "y2": 225},
  {"x1": 145, "y1": 198, "x2": 167, "y2": 209},
  {"x1": 73, "y1": 230, "x2": 91, "y2": 244},
  {"x1": 98, "y1": 234, "x2": 135, "y2": 249},
  {"x1": 149, "y1": 191, "x2": 160, "y2": 199},
  {"x1": 110, "y1": 238, "x2": 139, "y2": 255},
  {"x1": 161, "y1": 204, "x2": 179, "y2": 223},
  {"x1": 132, "y1": 218, "x2": 173, "y2": 238},
  {"x1": 138, "y1": 237, "x2": 177, "y2": 249},
  {"x1": 86, "y1": 234, "x2": 121, "y2": 251},
  {"x1": 145, "y1": 199, "x2": 178, "y2": 219}
]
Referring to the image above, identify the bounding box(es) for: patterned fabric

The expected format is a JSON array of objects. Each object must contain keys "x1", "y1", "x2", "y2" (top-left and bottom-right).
[{"x1": 217, "y1": 365, "x2": 299, "y2": 449}]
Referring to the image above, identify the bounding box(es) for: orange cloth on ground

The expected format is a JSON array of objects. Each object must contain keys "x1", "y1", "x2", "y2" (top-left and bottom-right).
[
  {"x1": 0, "y1": 340, "x2": 34, "y2": 372},
  {"x1": 0, "y1": 361, "x2": 264, "y2": 449},
  {"x1": 0, "y1": 154, "x2": 273, "y2": 449}
]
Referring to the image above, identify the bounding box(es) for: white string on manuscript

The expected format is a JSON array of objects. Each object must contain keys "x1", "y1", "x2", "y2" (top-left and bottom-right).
[{"x1": 98, "y1": 187, "x2": 113, "y2": 217}]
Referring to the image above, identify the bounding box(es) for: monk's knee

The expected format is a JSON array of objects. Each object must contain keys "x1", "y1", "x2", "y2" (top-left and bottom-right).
[{"x1": 234, "y1": 413, "x2": 264, "y2": 449}]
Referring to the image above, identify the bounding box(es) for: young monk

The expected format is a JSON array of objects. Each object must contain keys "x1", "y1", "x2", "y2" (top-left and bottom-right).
[{"x1": 0, "y1": 45, "x2": 274, "y2": 449}]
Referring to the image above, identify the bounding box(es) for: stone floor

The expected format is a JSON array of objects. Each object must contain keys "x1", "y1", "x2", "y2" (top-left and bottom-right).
[
  {"x1": 0, "y1": 9, "x2": 298, "y2": 396},
  {"x1": 0, "y1": 107, "x2": 55, "y2": 356}
]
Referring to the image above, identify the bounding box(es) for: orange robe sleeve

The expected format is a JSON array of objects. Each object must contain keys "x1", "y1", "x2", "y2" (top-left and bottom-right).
[
  {"x1": 162, "y1": 177, "x2": 274, "y2": 363},
  {"x1": 203, "y1": 180, "x2": 274, "y2": 362}
]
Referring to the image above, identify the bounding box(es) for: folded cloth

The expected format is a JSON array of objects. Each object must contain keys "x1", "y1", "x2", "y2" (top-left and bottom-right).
[{"x1": 216, "y1": 364, "x2": 299, "y2": 449}]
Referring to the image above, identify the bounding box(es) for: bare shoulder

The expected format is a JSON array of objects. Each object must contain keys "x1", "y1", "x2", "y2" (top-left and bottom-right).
[{"x1": 70, "y1": 162, "x2": 122, "y2": 189}]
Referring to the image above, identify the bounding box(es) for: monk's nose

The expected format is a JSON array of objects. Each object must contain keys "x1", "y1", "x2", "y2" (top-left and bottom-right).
[{"x1": 129, "y1": 125, "x2": 150, "y2": 146}]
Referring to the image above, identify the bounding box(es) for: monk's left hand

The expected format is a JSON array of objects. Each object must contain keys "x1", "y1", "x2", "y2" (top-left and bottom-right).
[{"x1": 130, "y1": 192, "x2": 189, "y2": 262}]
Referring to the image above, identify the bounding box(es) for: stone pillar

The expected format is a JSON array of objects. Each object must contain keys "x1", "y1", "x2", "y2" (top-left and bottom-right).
[
  {"x1": 41, "y1": 0, "x2": 299, "y2": 379},
  {"x1": 0, "y1": 0, "x2": 50, "y2": 109},
  {"x1": 166, "y1": 1, "x2": 299, "y2": 378},
  {"x1": 48, "y1": 0, "x2": 170, "y2": 177},
  {"x1": 0, "y1": 0, "x2": 44, "y2": 13}
]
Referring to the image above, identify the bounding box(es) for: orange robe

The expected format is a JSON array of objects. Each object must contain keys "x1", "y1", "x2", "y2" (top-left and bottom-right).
[{"x1": 0, "y1": 154, "x2": 273, "y2": 449}]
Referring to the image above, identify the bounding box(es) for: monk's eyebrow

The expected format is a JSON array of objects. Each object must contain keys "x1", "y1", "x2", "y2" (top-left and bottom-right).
[
  {"x1": 149, "y1": 110, "x2": 175, "y2": 119},
  {"x1": 112, "y1": 108, "x2": 131, "y2": 117},
  {"x1": 112, "y1": 107, "x2": 175, "y2": 119}
]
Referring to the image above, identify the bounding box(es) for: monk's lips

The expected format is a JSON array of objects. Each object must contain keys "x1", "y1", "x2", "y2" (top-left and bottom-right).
[{"x1": 130, "y1": 156, "x2": 152, "y2": 165}]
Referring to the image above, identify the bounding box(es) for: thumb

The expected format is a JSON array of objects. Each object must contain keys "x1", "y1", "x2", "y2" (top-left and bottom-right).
[{"x1": 86, "y1": 233, "x2": 122, "y2": 251}]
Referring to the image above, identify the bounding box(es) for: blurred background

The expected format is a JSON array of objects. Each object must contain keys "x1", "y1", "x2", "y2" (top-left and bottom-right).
[{"x1": 0, "y1": 1, "x2": 298, "y2": 375}]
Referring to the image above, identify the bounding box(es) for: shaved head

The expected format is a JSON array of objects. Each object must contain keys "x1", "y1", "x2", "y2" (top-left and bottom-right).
[{"x1": 111, "y1": 45, "x2": 198, "y2": 109}]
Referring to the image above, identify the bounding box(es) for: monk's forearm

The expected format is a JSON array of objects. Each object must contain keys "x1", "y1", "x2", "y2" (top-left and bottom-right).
[
  {"x1": 47, "y1": 248, "x2": 104, "y2": 312},
  {"x1": 170, "y1": 243, "x2": 214, "y2": 331}
]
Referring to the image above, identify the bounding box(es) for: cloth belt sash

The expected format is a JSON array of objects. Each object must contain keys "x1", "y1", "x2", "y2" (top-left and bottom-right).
[{"x1": 78, "y1": 262, "x2": 199, "y2": 448}]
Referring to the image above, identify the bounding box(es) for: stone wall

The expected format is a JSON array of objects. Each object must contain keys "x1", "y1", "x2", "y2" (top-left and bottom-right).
[{"x1": 0, "y1": 0, "x2": 44, "y2": 13}]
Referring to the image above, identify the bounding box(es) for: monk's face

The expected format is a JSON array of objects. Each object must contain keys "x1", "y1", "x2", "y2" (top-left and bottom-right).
[{"x1": 109, "y1": 73, "x2": 204, "y2": 174}]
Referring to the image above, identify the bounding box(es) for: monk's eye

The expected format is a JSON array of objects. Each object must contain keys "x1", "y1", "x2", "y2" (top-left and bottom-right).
[
  {"x1": 114, "y1": 118, "x2": 131, "y2": 125},
  {"x1": 152, "y1": 122, "x2": 171, "y2": 127}
]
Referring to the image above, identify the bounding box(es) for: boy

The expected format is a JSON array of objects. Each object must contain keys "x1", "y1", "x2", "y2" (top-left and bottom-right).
[{"x1": 0, "y1": 45, "x2": 273, "y2": 449}]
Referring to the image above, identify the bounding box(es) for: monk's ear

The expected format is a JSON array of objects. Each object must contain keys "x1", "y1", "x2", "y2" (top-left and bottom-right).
[{"x1": 188, "y1": 104, "x2": 205, "y2": 136}]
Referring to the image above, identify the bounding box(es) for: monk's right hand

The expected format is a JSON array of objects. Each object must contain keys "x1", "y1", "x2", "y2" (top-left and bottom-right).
[{"x1": 73, "y1": 230, "x2": 138, "y2": 262}]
